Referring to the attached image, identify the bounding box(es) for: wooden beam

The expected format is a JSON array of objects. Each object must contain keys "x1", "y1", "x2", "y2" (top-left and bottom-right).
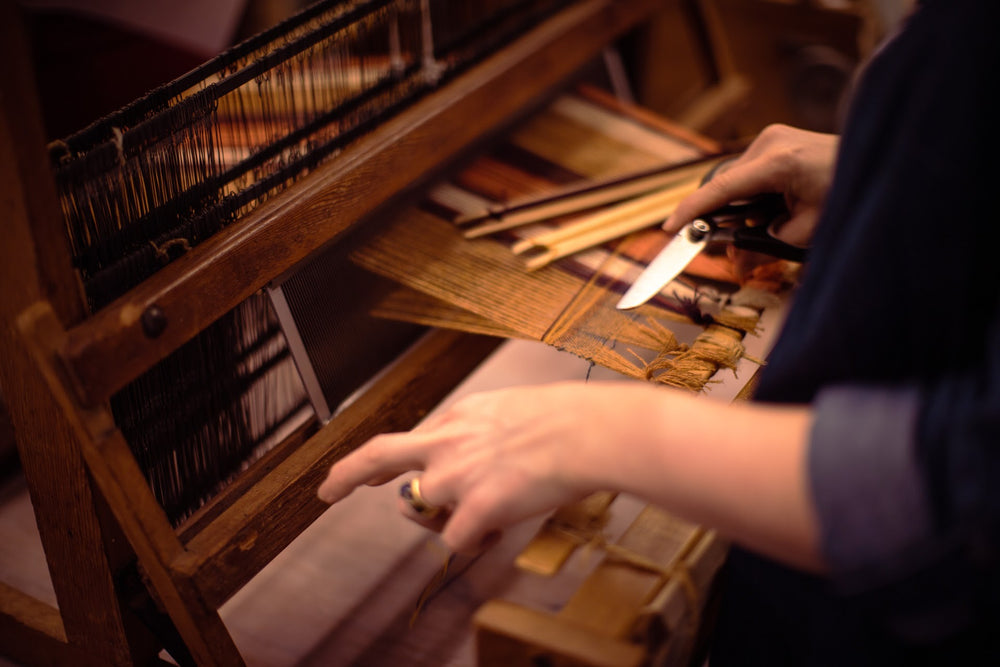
[{"x1": 0, "y1": 2, "x2": 139, "y2": 663}]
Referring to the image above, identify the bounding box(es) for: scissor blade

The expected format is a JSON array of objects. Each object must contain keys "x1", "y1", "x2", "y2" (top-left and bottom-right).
[{"x1": 616, "y1": 223, "x2": 707, "y2": 309}]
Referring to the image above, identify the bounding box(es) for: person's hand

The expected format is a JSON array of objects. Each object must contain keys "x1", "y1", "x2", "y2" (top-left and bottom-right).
[
  {"x1": 317, "y1": 381, "x2": 652, "y2": 554},
  {"x1": 317, "y1": 380, "x2": 823, "y2": 571},
  {"x1": 667, "y1": 124, "x2": 839, "y2": 251}
]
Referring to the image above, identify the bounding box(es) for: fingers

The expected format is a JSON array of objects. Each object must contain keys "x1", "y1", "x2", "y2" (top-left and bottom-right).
[
  {"x1": 397, "y1": 501, "x2": 452, "y2": 534},
  {"x1": 317, "y1": 431, "x2": 431, "y2": 503},
  {"x1": 665, "y1": 157, "x2": 783, "y2": 233},
  {"x1": 317, "y1": 384, "x2": 596, "y2": 556},
  {"x1": 439, "y1": 476, "x2": 583, "y2": 554},
  {"x1": 665, "y1": 123, "x2": 837, "y2": 235},
  {"x1": 394, "y1": 464, "x2": 510, "y2": 551},
  {"x1": 767, "y1": 208, "x2": 820, "y2": 248},
  {"x1": 397, "y1": 477, "x2": 452, "y2": 532},
  {"x1": 440, "y1": 484, "x2": 508, "y2": 554},
  {"x1": 315, "y1": 395, "x2": 492, "y2": 506},
  {"x1": 365, "y1": 471, "x2": 409, "y2": 487}
]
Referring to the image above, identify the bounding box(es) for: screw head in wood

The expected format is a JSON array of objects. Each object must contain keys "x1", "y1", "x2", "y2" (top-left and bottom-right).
[{"x1": 141, "y1": 305, "x2": 168, "y2": 338}]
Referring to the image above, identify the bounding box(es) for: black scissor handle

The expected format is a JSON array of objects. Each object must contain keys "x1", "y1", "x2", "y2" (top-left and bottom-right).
[
  {"x1": 702, "y1": 193, "x2": 808, "y2": 262},
  {"x1": 731, "y1": 223, "x2": 808, "y2": 262}
]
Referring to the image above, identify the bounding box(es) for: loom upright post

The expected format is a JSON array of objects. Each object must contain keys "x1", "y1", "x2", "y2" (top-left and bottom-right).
[{"x1": 0, "y1": 1, "x2": 161, "y2": 664}]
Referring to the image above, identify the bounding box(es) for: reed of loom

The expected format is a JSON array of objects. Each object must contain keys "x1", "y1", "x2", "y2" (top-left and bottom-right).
[{"x1": 0, "y1": 0, "x2": 666, "y2": 664}]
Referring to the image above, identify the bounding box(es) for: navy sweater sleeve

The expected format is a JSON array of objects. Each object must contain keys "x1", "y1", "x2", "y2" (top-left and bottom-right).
[{"x1": 752, "y1": 0, "x2": 1000, "y2": 644}]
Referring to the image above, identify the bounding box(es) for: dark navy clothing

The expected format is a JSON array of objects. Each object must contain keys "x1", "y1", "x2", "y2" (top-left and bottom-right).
[{"x1": 710, "y1": 0, "x2": 1000, "y2": 663}]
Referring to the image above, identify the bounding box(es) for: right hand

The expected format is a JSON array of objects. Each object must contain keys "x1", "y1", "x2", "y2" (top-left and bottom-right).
[{"x1": 666, "y1": 124, "x2": 839, "y2": 250}]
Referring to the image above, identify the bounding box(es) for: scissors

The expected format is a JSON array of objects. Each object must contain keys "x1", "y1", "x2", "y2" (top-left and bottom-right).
[{"x1": 616, "y1": 192, "x2": 808, "y2": 310}]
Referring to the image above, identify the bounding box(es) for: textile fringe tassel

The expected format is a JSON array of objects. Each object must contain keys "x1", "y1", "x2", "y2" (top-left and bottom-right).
[
  {"x1": 543, "y1": 245, "x2": 690, "y2": 381},
  {"x1": 610, "y1": 318, "x2": 685, "y2": 379},
  {"x1": 711, "y1": 305, "x2": 761, "y2": 334},
  {"x1": 649, "y1": 323, "x2": 751, "y2": 392}
]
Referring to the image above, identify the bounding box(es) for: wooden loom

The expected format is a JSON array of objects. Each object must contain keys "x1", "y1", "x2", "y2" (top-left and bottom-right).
[
  {"x1": 346, "y1": 84, "x2": 790, "y2": 667},
  {"x1": 0, "y1": 0, "x2": 791, "y2": 665}
]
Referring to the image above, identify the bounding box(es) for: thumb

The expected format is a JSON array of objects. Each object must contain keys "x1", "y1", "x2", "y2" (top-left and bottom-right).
[
  {"x1": 664, "y1": 158, "x2": 777, "y2": 233},
  {"x1": 769, "y1": 208, "x2": 819, "y2": 248}
]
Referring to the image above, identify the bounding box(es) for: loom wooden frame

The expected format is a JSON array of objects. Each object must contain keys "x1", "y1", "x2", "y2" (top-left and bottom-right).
[{"x1": 0, "y1": 0, "x2": 662, "y2": 664}]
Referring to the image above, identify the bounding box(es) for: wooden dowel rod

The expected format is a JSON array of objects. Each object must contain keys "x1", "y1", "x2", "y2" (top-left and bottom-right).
[
  {"x1": 512, "y1": 179, "x2": 698, "y2": 255},
  {"x1": 462, "y1": 167, "x2": 702, "y2": 239},
  {"x1": 455, "y1": 153, "x2": 724, "y2": 225},
  {"x1": 522, "y1": 203, "x2": 682, "y2": 270}
]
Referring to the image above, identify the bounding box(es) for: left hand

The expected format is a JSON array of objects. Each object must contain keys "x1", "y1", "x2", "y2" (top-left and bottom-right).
[
  {"x1": 317, "y1": 381, "x2": 639, "y2": 553},
  {"x1": 317, "y1": 379, "x2": 823, "y2": 571}
]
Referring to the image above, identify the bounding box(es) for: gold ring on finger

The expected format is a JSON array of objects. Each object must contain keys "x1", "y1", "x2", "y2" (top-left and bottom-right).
[{"x1": 400, "y1": 477, "x2": 443, "y2": 518}]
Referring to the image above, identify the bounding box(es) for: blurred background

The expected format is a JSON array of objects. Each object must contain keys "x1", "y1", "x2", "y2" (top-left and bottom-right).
[{"x1": 16, "y1": 0, "x2": 915, "y2": 143}]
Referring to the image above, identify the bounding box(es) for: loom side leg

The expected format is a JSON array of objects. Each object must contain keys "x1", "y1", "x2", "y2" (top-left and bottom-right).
[
  {"x1": 0, "y1": 299, "x2": 145, "y2": 664},
  {"x1": 0, "y1": 2, "x2": 153, "y2": 660},
  {"x1": 16, "y1": 302, "x2": 247, "y2": 667}
]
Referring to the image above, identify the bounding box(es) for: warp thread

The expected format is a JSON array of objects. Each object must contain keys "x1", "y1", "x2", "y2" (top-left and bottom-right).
[
  {"x1": 111, "y1": 126, "x2": 125, "y2": 165},
  {"x1": 150, "y1": 237, "x2": 193, "y2": 263},
  {"x1": 411, "y1": 550, "x2": 454, "y2": 627},
  {"x1": 411, "y1": 546, "x2": 484, "y2": 627}
]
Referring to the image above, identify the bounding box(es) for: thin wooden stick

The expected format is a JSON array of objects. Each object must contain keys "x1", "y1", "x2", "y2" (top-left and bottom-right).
[
  {"x1": 520, "y1": 203, "x2": 684, "y2": 269},
  {"x1": 463, "y1": 168, "x2": 696, "y2": 239},
  {"x1": 518, "y1": 208, "x2": 669, "y2": 270},
  {"x1": 512, "y1": 180, "x2": 700, "y2": 270},
  {"x1": 511, "y1": 181, "x2": 696, "y2": 254},
  {"x1": 456, "y1": 154, "x2": 726, "y2": 229}
]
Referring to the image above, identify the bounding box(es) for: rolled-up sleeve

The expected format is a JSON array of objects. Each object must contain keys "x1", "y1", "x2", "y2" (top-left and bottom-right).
[
  {"x1": 809, "y1": 385, "x2": 933, "y2": 574},
  {"x1": 807, "y1": 360, "x2": 1000, "y2": 643}
]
